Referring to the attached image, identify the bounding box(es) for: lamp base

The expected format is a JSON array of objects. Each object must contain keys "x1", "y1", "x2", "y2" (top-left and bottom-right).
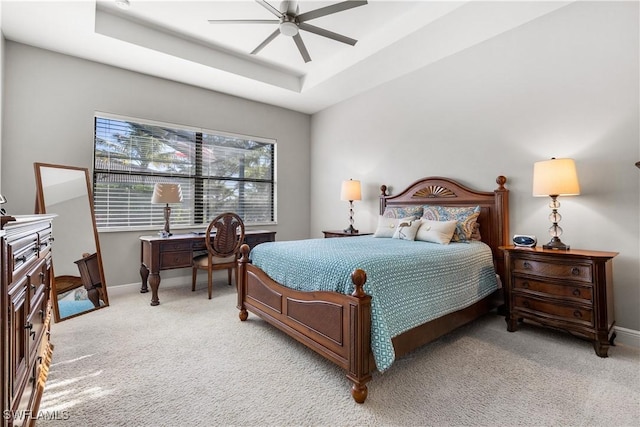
[
  {"x1": 343, "y1": 225, "x2": 359, "y2": 234},
  {"x1": 542, "y1": 236, "x2": 569, "y2": 251}
]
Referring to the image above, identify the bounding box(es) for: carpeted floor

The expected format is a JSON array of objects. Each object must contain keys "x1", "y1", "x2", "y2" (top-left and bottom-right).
[{"x1": 37, "y1": 280, "x2": 640, "y2": 426}]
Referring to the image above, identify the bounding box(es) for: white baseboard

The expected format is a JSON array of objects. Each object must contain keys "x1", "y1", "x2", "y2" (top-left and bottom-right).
[
  {"x1": 107, "y1": 276, "x2": 196, "y2": 298},
  {"x1": 614, "y1": 325, "x2": 640, "y2": 348}
]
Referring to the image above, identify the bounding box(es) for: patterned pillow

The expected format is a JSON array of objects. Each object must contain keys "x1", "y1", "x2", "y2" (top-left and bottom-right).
[
  {"x1": 415, "y1": 219, "x2": 458, "y2": 244},
  {"x1": 421, "y1": 205, "x2": 481, "y2": 242},
  {"x1": 392, "y1": 218, "x2": 422, "y2": 241},
  {"x1": 470, "y1": 222, "x2": 482, "y2": 241},
  {"x1": 382, "y1": 206, "x2": 423, "y2": 219}
]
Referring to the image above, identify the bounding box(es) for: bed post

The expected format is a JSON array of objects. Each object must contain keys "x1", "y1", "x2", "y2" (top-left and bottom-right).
[
  {"x1": 237, "y1": 244, "x2": 250, "y2": 321},
  {"x1": 379, "y1": 185, "x2": 388, "y2": 215},
  {"x1": 493, "y1": 176, "x2": 509, "y2": 282},
  {"x1": 347, "y1": 268, "x2": 372, "y2": 404}
]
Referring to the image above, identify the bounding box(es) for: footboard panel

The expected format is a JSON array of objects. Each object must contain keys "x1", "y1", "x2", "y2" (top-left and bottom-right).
[
  {"x1": 237, "y1": 245, "x2": 373, "y2": 403},
  {"x1": 243, "y1": 264, "x2": 359, "y2": 369}
]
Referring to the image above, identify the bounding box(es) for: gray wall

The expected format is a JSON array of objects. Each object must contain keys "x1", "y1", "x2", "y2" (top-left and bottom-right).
[
  {"x1": 310, "y1": 1, "x2": 640, "y2": 331},
  {"x1": 2, "y1": 42, "x2": 311, "y2": 288}
]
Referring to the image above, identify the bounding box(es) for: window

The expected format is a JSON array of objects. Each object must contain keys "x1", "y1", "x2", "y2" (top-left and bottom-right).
[{"x1": 93, "y1": 114, "x2": 275, "y2": 231}]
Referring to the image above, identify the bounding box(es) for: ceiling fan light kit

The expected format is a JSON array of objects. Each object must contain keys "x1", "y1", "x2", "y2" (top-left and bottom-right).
[
  {"x1": 280, "y1": 21, "x2": 299, "y2": 37},
  {"x1": 209, "y1": 0, "x2": 368, "y2": 63}
]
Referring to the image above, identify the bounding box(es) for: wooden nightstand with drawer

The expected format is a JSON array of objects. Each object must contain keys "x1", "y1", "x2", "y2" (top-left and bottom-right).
[
  {"x1": 322, "y1": 230, "x2": 372, "y2": 238},
  {"x1": 501, "y1": 246, "x2": 618, "y2": 357}
]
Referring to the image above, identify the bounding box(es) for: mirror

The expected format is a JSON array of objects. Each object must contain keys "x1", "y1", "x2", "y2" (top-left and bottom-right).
[{"x1": 34, "y1": 163, "x2": 109, "y2": 321}]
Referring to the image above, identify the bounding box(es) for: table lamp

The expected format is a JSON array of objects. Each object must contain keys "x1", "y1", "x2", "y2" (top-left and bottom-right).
[
  {"x1": 340, "y1": 179, "x2": 361, "y2": 234},
  {"x1": 532, "y1": 158, "x2": 580, "y2": 250},
  {"x1": 151, "y1": 183, "x2": 183, "y2": 236}
]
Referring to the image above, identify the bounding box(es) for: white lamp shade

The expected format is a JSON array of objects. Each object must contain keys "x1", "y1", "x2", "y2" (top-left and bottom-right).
[
  {"x1": 151, "y1": 183, "x2": 183, "y2": 204},
  {"x1": 532, "y1": 158, "x2": 580, "y2": 197},
  {"x1": 340, "y1": 179, "x2": 362, "y2": 201}
]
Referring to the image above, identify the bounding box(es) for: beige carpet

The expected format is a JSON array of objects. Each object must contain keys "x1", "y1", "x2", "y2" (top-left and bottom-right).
[{"x1": 38, "y1": 280, "x2": 640, "y2": 426}]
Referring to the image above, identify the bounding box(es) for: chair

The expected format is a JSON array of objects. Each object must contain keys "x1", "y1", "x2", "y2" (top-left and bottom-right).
[{"x1": 192, "y1": 212, "x2": 245, "y2": 299}]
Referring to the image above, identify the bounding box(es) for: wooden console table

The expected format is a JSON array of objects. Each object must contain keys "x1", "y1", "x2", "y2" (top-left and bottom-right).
[{"x1": 139, "y1": 230, "x2": 275, "y2": 306}]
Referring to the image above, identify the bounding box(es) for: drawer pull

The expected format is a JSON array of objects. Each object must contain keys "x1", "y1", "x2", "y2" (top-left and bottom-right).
[
  {"x1": 572, "y1": 289, "x2": 581, "y2": 297},
  {"x1": 31, "y1": 284, "x2": 36, "y2": 291},
  {"x1": 571, "y1": 268, "x2": 580, "y2": 276},
  {"x1": 523, "y1": 261, "x2": 532, "y2": 269},
  {"x1": 16, "y1": 255, "x2": 27, "y2": 263},
  {"x1": 573, "y1": 310, "x2": 583, "y2": 318},
  {"x1": 522, "y1": 300, "x2": 530, "y2": 308},
  {"x1": 522, "y1": 281, "x2": 529, "y2": 289}
]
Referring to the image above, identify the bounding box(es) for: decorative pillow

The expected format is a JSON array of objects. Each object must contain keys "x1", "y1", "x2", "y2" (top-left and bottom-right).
[
  {"x1": 415, "y1": 219, "x2": 458, "y2": 244},
  {"x1": 392, "y1": 218, "x2": 422, "y2": 241},
  {"x1": 382, "y1": 206, "x2": 423, "y2": 219},
  {"x1": 374, "y1": 216, "x2": 402, "y2": 238},
  {"x1": 470, "y1": 222, "x2": 482, "y2": 241},
  {"x1": 421, "y1": 205, "x2": 481, "y2": 242}
]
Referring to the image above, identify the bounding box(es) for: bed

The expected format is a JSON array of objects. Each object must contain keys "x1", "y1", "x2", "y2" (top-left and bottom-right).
[{"x1": 236, "y1": 176, "x2": 509, "y2": 403}]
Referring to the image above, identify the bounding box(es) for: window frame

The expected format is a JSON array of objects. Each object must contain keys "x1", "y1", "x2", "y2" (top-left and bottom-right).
[{"x1": 93, "y1": 112, "x2": 277, "y2": 232}]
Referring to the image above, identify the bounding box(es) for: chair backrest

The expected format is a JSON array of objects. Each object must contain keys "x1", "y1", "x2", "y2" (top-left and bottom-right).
[{"x1": 205, "y1": 212, "x2": 245, "y2": 258}]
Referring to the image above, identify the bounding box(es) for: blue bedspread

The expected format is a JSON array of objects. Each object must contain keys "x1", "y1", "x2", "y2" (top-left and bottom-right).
[{"x1": 249, "y1": 236, "x2": 498, "y2": 371}]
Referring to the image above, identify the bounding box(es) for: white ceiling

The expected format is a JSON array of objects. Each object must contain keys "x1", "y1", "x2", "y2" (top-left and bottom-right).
[{"x1": 1, "y1": 0, "x2": 572, "y2": 114}]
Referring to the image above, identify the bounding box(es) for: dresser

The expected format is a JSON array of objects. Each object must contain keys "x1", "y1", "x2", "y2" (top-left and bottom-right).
[
  {"x1": 501, "y1": 246, "x2": 618, "y2": 357},
  {"x1": 1, "y1": 215, "x2": 55, "y2": 427}
]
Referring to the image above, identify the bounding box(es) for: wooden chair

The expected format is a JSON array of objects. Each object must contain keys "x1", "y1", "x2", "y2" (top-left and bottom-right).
[{"x1": 192, "y1": 212, "x2": 245, "y2": 299}]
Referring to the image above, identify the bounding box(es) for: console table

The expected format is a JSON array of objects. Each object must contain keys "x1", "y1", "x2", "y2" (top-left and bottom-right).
[{"x1": 139, "y1": 230, "x2": 275, "y2": 306}]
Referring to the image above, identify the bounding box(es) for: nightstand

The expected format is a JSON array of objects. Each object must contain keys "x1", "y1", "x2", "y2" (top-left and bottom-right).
[
  {"x1": 322, "y1": 230, "x2": 372, "y2": 238},
  {"x1": 501, "y1": 246, "x2": 618, "y2": 357}
]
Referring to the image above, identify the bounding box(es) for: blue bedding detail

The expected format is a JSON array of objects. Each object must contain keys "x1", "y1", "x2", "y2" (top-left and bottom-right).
[{"x1": 249, "y1": 236, "x2": 498, "y2": 372}]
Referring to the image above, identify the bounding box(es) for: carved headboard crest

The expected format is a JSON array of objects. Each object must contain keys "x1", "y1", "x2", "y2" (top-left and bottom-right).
[{"x1": 411, "y1": 185, "x2": 456, "y2": 199}]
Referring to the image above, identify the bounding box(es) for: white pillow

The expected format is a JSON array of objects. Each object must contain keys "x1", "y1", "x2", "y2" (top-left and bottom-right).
[
  {"x1": 392, "y1": 218, "x2": 422, "y2": 241},
  {"x1": 373, "y1": 215, "x2": 401, "y2": 238},
  {"x1": 415, "y1": 219, "x2": 458, "y2": 244}
]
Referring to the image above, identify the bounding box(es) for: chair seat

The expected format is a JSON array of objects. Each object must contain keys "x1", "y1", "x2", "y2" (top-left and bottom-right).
[{"x1": 193, "y1": 254, "x2": 236, "y2": 267}]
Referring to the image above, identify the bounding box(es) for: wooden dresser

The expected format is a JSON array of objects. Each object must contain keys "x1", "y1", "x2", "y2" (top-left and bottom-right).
[
  {"x1": 501, "y1": 246, "x2": 618, "y2": 357},
  {"x1": 1, "y1": 215, "x2": 55, "y2": 427}
]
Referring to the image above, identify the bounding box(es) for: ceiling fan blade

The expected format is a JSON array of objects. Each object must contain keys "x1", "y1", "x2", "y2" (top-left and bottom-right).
[
  {"x1": 297, "y1": 0, "x2": 367, "y2": 23},
  {"x1": 298, "y1": 22, "x2": 357, "y2": 46},
  {"x1": 255, "y1": 0, "x2": 283, "y2": 18},
  {"x1": 208, "y1": 19, "x2": 279, "y2": 24},
  {"x1": 251, "y1": 28, "x2": 281, "y2": 55},
  {"x1": 292, "y1": 34, "x2": 311, "y2": 63}
]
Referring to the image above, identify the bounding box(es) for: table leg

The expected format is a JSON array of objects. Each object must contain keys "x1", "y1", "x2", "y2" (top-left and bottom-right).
[
  {"x1": 140, "y1": 263, "x2": 149, "y2": 293},
  {"x1": 149, "y1": 273, "x2": 161, "y2": 306}
]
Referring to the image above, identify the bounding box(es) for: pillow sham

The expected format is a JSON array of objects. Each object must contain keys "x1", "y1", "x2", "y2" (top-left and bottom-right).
[
  {"x1": 392, "y1": 218, "x2": 422, "y2": 241},
  {"x1": 374, "y1": 215, "x2": 405, "y2": 238},
  {"x1": 421, "y1": 205, "x2": 481, "y2": 242},
  {"x1": 470, "y1": 222, "x2": 482, "y2": 241},
  {"x1": 415, "y1": 219, "x2": 458, "y2": 244},
  {"x1": 382, "y1": 206, "x2": 423, "y2": 219}
]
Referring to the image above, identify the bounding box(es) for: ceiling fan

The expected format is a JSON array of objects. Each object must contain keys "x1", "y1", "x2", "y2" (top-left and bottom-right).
[{"x1": 208, "y1": 0, "x2": 368, "y2": 63}]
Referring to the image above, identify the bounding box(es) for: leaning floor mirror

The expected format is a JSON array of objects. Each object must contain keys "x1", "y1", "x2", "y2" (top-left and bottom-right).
[{"x1": 34, "y1": 163, "x2": 109, "y2": 322}]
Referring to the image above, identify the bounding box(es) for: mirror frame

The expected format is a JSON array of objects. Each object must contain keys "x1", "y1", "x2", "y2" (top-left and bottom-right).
[{"x1": 34, "y1": 162, "x2": 109, "y2": 322}]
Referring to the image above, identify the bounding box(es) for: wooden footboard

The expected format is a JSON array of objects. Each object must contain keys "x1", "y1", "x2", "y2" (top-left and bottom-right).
[{"x1": 237, "y1": 244, "x2": 373, "y2": 403}]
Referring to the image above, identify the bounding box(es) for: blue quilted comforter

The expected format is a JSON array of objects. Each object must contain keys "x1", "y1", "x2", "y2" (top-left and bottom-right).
[{"x1": 249, "y1": 236, "x2": 498, "y2": 371}]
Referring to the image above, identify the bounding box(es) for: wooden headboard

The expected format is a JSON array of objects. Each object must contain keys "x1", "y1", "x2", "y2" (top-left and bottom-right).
[{"x1": 379, "y1": 176, "x2": 510, "y2": 281}]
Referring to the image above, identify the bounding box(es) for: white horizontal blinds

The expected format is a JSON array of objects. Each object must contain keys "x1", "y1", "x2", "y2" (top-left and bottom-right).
[
  {"x1": 200, "y1": 133, "x2": 274, "y2": 224},
  {"x1": 94, "y1": 115, "x2": 275, "y2": 229}
]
